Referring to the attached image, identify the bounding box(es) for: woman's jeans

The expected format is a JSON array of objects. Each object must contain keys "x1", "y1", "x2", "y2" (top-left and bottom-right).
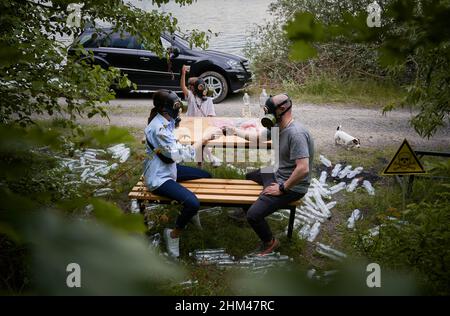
[{"x1": 153, "y1": 165, "x2": 211, "y2": 229}]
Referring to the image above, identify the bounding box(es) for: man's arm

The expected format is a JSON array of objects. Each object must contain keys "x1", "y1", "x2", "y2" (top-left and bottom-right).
[
  {"x1": 263, "y1": 158, "x2": 309, "y2": 196},
  {"x1": 284, "y1": 158, "x2": 309, "y2": 191},
  {"x1": 226, "y1": 126, "x2": 270, "y2": 143},
  {"x1": 181, "y1": 65, "x2": 189, "y2": 99}
]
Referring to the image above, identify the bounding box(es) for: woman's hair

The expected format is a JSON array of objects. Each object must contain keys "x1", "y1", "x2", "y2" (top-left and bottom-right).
[
  {"x1": 147, "y1": 107, "x2": 159, "y2": 125},
  {"x1": 147, "y1": 90, "x2": 170, "y2": 124}
]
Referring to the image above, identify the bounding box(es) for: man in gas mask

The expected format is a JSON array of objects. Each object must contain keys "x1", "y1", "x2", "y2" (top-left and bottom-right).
[{"x1": 227, "y1": 94, "x2": 314, "y2": 255}]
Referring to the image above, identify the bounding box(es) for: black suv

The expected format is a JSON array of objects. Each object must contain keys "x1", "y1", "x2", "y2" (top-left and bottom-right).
[{"x1": 70, "y1": 28, "x2": 252, "y2": 103}]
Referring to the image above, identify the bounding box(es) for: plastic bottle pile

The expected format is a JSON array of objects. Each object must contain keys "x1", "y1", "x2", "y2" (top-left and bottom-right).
[
  {"x1": 57, "y1": 143, "x2": 130, "y2": 197},
  {"x1": 189, "y1": 248, "x2": 293, "y2": 271},
  {"x1": 269, "y1": 154, "x2": 377, "y2": 262}
]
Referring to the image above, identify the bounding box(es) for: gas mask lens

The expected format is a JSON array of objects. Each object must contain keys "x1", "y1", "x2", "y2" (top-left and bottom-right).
[{"x1": 173, "y1": 101, "x2": 181, "y2": 111}]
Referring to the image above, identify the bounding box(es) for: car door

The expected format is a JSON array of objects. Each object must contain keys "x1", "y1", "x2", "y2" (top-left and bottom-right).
[
  {"x1": 132, "y1": 45, "x2": 167, "y2": 90},
  {"x1": 159, "y1": 36, "x2": 196, "y2": 90},
  {"x1": 134, "y1": 36, "x2": 195, "y2": 91}
]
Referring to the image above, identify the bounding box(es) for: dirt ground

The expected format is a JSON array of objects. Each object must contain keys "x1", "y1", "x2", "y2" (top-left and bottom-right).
[{"x1": 77, "y1": 91, "x2": 450, "y2": 152}]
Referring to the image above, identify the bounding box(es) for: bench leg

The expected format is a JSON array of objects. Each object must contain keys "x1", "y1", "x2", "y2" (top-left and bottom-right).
[{"x1": 287, "y1": 206, "x2": 296, "y2": 241}]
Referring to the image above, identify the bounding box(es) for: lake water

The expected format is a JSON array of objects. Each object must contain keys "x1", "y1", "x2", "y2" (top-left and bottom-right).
[{"x1": 129, "y1": 0, "x2": 274, "y2": 56}]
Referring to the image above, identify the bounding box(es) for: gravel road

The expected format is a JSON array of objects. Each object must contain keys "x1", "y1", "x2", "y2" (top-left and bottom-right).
[{"x1": 78, "y1": 92, "x2": 449, "y2": 152}]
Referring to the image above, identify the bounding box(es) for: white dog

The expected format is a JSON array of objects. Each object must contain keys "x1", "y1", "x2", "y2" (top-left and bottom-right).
[{"x1": 334, "y1": 125, "x2": 360, "y2": 149}]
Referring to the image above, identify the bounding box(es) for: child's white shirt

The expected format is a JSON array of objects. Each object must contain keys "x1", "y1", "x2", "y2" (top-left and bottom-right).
[{"x1": 186, "y1": 90, "x2": 216, "y2": 117}]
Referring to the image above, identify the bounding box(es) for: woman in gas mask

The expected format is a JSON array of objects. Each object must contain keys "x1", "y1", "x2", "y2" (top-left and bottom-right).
[
  {"x1": 180, "y1": 65, "x2": 222, "y2": 167},
  {"x1": 144, "y1": 89, "x2": 215, "y2": 258}
]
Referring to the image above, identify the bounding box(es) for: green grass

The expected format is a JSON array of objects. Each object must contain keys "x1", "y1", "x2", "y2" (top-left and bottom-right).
[{"x1": 249, "y1": 74, "x2": 406, "y2": 108}]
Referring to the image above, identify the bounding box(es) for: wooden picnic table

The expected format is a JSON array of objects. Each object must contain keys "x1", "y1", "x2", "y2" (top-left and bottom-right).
[
  {"x1": 175, "y1": 116, "x2": 271, "y2": 149},
  {"x1": 144, "y1": 116, "x2": 272, "y2": 149}
]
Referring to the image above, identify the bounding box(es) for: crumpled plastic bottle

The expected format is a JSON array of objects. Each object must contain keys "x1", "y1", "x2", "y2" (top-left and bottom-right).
[
  {"x1": 319, "y1": 155, "x2": 332, "y2": 168},
  {"x1": 363, "y1": 180, "x2": 375, "y2": 195}
]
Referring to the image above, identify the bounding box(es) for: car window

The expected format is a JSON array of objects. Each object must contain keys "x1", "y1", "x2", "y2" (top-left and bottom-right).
[
  {"x1": 171, "y1": 33, "x2": 201, "y2": 51},
  {"x1": 79, "y1": 32, "x2": 102, "y2": 48},
  {"x1": 108, "y1": 33, "x2": 136, "y2": 49},
  {"x1": 161, "y1": 37, "x2": 172, "y2": 51}
]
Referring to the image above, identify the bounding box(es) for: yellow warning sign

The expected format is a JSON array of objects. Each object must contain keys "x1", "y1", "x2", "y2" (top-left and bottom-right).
[{"x1": 382, "y1": 139, "x2": 426, "y2": 175}]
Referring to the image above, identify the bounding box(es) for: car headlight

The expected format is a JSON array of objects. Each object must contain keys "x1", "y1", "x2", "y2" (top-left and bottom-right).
[{"x1": 226, "y1": 59, "x2": 244, "y2": 71}]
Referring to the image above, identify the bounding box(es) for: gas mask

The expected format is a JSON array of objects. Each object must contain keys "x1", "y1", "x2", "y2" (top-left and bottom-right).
[
  {"x1": 194, "y1": 78, "x2": 208, "y2": 101},
  {"x1": 261, "y1": 94, "x2": 292, "y2": 129},
  {"x1": 154, "y1": 90, "x2": 182, "y2": 123}
]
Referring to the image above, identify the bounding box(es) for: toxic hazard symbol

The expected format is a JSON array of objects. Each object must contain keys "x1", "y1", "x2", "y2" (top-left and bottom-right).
[{"x1": 382, "y1": 139, "x2": 426, "y2": 175}]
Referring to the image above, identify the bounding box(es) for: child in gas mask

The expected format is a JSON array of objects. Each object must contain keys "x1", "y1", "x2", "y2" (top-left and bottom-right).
[
  {"x1": 181, "y1": 65, "x2": 222, "y2": 166},
  {"x1": 181, "y1": 65, "x2": 216, "y2": 117},
  {"x1": 144, "y1": 89, "x2": 217, "y2": 258}
]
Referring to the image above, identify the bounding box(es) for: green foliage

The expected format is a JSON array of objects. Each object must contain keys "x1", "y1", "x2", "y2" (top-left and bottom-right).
[
  {"x1": 285, "y1": 0, "x2": 450, "y2": 137},
  {"x1": 337, "y1": 159, "x2": 450, "y2": 295},
  {"x1": 0, "y1": 0, "x2": 211, "y2": 294},
  {"x1": 0, "y1": 122, "x2": 188, "y2": 294},
  {"x1": 91, "y1": 198, "x2": 147, "y2": 234},
  {"x1": 352, "y1": 198, "x2": 450, "y2": 295},
  {"x1": 244, "y1": 0, "x2": 390, "y2": 86},
  {"x1": 76, "y1": 126, "x2": 135, "y2": 147},
  {"x1": 2, "y1": 203, "x2": 184, "y2": 295},
  {"x1": 0, "y1": 0, "x2": 209, "y2": 126}
]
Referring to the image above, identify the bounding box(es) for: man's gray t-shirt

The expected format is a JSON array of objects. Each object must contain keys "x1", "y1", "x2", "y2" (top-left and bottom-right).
[{"x1": 273, "y1": 121, "x2": 314, "y2": 194}]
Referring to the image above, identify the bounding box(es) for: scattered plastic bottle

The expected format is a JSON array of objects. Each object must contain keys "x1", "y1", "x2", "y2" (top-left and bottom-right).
[
  {"x1": 259, "y1": 88, "x2": 268, "y2": 117},
  {"x1": 319, "y1": 171, "x2": 328, "y2": 184},
  {"x1": 307, "y1": 222, "x2": 321, "y2": 242},
  {"x1": 298, "y1": 224, "x2": 311, "y2": 240},
  {"x1": 243, "y1": 92, "x2": 250, "y2": 106},
  {"x1": 363, "y1": 180, "x2": 375, "y2": 195},
  {"x1": 331, "y1": 163, "x2": 342, "y2": 177},
  {"x1": 347, "y1": 209, "x2": 362, "y2": 229},
  {"x1": 130, "y1": 199, "x2": 140, "y2": 214},
  {"x1": 346, "y1": 178, "x2": 361, "y2": 192},
  {"x1": 347, "y1": 167, "x2": 364, "y2": 179},
  {"x1": 329, "y1": 182, "x2": 346, "y2": 194},
  {"x1": 326, "y1": 201, "x2": 337, "y2": 209},
  {"x1": 338, "y1": 165, "x2": 353, "y2": 178},
  {"x1": 316, "y1": 243, "x2": 347, "y2": 259},
  {"x1": 259, "y1": 88, "x2": 268, "y2": 107},
  {"x1": 242, "y1": 92, "x2": 251, "y2": 117},
  {"x1": 319, "y1": 155, "x2": 332, "y2": 168}
]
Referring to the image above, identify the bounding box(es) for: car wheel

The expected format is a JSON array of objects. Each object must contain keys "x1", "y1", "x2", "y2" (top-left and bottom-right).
[{"x1": 200, "y1": 71, "x2": 228, "y2": 104}]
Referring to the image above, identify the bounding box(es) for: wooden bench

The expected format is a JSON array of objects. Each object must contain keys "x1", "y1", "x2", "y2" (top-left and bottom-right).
[{"x1": 129, "y1": 178, "x2": 301, "y2": 239}]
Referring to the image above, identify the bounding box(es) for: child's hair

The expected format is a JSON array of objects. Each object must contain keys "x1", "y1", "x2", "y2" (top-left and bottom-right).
[{"x1": 188, "y1": 77, "x2": 199, "y2": 91}]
